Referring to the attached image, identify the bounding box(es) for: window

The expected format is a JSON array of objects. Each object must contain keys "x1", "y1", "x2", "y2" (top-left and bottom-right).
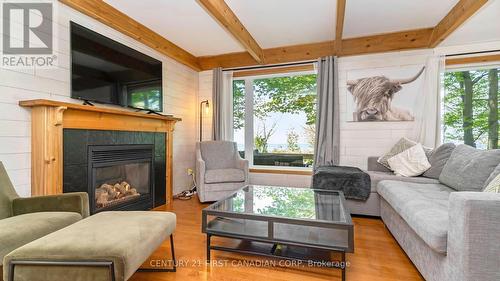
[
  {"x1": 443, "y1": 66, "x2": 499, "y2": 149},
  {"x1": 233, "y1": 72, "x2": 317, "y2": 168}
]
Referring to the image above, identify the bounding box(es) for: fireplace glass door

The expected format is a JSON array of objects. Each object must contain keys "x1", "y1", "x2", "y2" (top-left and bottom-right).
[
  {"x1": 94, "y1": 162, "x2": 150, "y2": 210},
  {"x1": 89, "y1": 145, "x2": 154, "y2": 213}
]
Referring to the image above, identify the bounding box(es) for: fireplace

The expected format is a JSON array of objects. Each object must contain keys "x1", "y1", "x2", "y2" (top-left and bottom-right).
[
  {"x1": 88, "y1": 145, "x2": 154, "y2": 213},
  {"x1": 63, "y1": 129, "x2": 166, "y2": 214}
]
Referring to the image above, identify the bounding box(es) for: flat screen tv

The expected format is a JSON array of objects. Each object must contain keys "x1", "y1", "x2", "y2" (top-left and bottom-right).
[{"x1": 70, "y1": 22, "x2": 163, "y2": 112}]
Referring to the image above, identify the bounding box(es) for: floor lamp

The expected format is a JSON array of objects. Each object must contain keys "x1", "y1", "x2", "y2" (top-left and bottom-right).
[
  {"x1": 199, "y1": 100, "x2": 210, "y2": 141},
  {"x1": 175, "y1": 99, "x2": 210, "y2": 200}
]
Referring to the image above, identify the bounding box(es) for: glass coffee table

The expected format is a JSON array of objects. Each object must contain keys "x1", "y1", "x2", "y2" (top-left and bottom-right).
[{"x1": 202, "y1": 185, "x2": 354, "y2": 281}]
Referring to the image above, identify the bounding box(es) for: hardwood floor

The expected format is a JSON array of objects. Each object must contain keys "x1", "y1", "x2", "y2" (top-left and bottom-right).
[{"x1": 129, "y1": 196, "x2": 423, "y2": 281}]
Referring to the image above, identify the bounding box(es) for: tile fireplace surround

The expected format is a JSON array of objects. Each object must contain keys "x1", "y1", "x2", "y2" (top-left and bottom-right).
[
  {"x1": 19, "y1": 99, "x2": 181, "y2": 205},
  {"x1": 63, "y1": 130, "x2": 166, "y2": 212}
]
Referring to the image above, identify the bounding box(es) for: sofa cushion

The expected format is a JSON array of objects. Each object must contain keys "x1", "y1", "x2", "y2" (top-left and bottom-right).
[
  {"x1": 367, "y1": 171, "x2": 439, "y2": 192},
  {"x1": 439, "y1": 144, "x2": 500, "y2": 191},
  {"x1": 0, "y1": 161, "x2": 19, "y2": 219},
  {"x1": 387, "y1": 144, "x2": 431, "y2": 177},
  {"x1": 378, "y1": 138, "x2": 432, "y2": 170},
  {"x1": 483, "y1": 173, "x2": 500, "y2": 193},
  {"x1": 0, "y1": 212, "x2": 82, "y2": 265},
  {"x1": 378, "y1": 181, "x2": 454, "y2": 253},
  {"x1": 484, "y1": 164, "x2": 500, "y2": 189},
  {"x1": 378, "y1": 137, "x2": 418, "y2": 170},
  {"x1": 423, "y1": 143, "x2": 456, "y2": 179},
  {"x1": 205, "y1": 168, "x2": 245, "y2": 184}
]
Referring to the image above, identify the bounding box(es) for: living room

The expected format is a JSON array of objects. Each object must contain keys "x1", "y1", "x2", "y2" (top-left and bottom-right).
[{"x1": 0, "y1": 0, "x2": 499, "y2": 281}]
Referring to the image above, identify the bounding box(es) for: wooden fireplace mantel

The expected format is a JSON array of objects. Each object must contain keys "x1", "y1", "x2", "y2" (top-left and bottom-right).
[{"x1": 20, "y1": 99, "x2": 181, "y2": 205}]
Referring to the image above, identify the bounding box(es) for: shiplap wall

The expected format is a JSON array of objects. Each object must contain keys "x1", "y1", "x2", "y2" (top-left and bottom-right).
[
  {"x1": 198, "y1": 49, "x2": 434, "y2": 187},
  {"x1": 198, "y1": 71, "x2": 213, "y2": 142},
  {"x1": 0, "y1": 2, "x2": 197, "y2": 196}
]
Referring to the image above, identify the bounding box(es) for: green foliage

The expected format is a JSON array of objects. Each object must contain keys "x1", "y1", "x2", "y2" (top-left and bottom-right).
[
  {"x1": 286, "y1": 129, "x2": 300, "y2": 152},
  {"x1": 129, "y1": 89, "x2": 161, "y2": 111},
  {"x1": 303, "y1": 124, "x2": 316, "y2": 149},
  {"x1": 233, "y1": 80, "x2": 245, "y2": 130},
  {"x1": 233, "y1": 74, "x2": 317, "y2": 130},
  {"x1": 231, "y1": 194, "x2": 244, "y2": 212},
  {"x1": 443, "y1": 68, "x2": 499, "y2": 149},
  {"x1": 254, "y1": 122, "x2": 277, "y2": 153},
  {"x1": 234, "y1": 74, "x2": 317, "y2": 158},
  {"x1": 255, "y1": 187, "x2": 315, "y2": 219},
  {"x1": 253, "y1": 74, "x2": 317, "y2": 125}
]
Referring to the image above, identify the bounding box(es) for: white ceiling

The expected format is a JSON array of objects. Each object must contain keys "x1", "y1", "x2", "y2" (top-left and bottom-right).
[
  {"x1": 103, "y1": 0, "x2": 500, "y2": 57},
  {"x1": 225, "y1": 0, "x2": 336, "y2": 48},
  {"x1": 441, "y1": 0, "x2": 500, "y2": 46},
  {"x1": 343, "y1": 0, "x2": 459, "y2": 38},
  {"x1": 104, "y1": 0, "x2": 244, "y2": 56}
]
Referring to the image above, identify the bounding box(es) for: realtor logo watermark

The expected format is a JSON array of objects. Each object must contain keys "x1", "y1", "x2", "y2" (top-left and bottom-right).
[{"x1": 1, "y1": 0, "x2": 57, "y2": 68}]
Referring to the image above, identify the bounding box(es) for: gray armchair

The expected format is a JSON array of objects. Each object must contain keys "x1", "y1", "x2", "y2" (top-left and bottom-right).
[
  {"x1": 196, "y1": 141, "x2": 249, "y2": 202},
  {"x1": 0, "y1": 161, "x2": 89, "y2": 273}
]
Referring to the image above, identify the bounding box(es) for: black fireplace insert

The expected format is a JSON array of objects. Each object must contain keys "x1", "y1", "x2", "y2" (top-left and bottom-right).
[{"x1": 88, "y1": 145, "x2": 154, "y2": 213}]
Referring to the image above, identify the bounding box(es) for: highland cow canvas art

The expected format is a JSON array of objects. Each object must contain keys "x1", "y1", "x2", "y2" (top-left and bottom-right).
[{"x1": 347, "y1": 66, "x2": 426, "y2": 122}]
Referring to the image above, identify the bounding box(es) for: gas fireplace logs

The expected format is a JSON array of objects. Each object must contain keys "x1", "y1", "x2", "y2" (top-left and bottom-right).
[{"x1": 95, "y1": 181, "x2": 140, "y2": 208}]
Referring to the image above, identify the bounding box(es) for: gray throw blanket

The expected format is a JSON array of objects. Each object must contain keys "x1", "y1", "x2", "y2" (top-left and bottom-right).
[{"x1": 312, "y1": 166, "x2": 371, "y2": 201}]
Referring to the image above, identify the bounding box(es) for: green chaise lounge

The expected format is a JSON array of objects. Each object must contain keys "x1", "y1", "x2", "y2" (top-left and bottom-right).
[{"x1": 0, "y1": 161, "x2": 89, "y2": 279}]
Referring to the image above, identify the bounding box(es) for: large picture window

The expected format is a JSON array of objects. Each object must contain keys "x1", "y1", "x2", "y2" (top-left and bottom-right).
[
  {"x1": 233, "y1": 72, "x2": 317, "y2": 168},
  {"x1": 443, "y1": 66, "x2": 499, "y2": 149}
]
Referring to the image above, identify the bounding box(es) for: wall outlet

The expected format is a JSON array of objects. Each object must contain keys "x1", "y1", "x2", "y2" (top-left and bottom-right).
[{"x1": 187, "y1": 168, "x2": 193, "y2": 175}]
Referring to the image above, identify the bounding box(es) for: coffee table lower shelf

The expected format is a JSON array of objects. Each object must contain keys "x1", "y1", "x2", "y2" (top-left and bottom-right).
[{"x1": 206, "y1": 233, "x2": 347, "y2": 281}]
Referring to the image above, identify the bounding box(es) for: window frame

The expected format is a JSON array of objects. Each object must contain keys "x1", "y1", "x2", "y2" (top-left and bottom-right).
[{"x1": 233, "y1": 70, "x2": 317, "y2": 171}]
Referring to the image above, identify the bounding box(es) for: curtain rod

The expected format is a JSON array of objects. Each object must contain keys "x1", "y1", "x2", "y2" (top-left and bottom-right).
[
  {"x1": 445, "y1": 49, "x2": 500, "y2": 58},
  {"x1": 222, "y1": 60, "x2": 317, "y2": 72}
]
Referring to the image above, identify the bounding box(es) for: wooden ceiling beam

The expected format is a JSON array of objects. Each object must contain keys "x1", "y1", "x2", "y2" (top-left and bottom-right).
[
  {"x1": 446, "y1": 54, "x2": 500, "y2": 66},
  {"x1": 233, "y1": 64, "x2": 315, "y2": 78},
  {"x1": 428, "y1": 0, "x2": 489, "y2": 48},
  {"x1": 197, "y1": 0, "x2": 264, "y2": 63},
  {"x1": 59, "y1": 0, "x2": 201, "y2": 71},
  {"x1": 339, "y1": 28, "x2": 434, "y2": 56},
  {"x1": 198, "y1": 41, "x2": 334, "y2": 70},
  {"x1": 335, "y1": 0, "x2": 346, "y2": 52},
  {"x1": 198, "y1": 28, "x2": 434, "y2": 70}
]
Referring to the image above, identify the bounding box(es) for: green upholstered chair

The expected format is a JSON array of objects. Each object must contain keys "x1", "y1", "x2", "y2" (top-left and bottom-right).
[{"x1": 0, "y1": 161, "x2": 89, "y2": 276}]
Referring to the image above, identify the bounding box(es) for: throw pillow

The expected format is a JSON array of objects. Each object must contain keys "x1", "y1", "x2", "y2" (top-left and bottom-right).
[
  {"x1": 378, "y1": 138, "x2": 417, "y2": 170},
  {"x1": 423, "y1": 143, "x2": 456, "y2": 179},
  {"x1": 484, "y1": 164, "x2": 500, "y2": 188},
  {"x1": 483, "y1": 173, "x2": 500, "y2": 193},
  {"x1": 439, "y1": 144, "x2": 500, "y2": 191},
  {"x1": 387, "y1": 144, "x2": 431, "y2": 177}
]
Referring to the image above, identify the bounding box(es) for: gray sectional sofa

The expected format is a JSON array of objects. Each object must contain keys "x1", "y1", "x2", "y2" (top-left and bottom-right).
[{"x1": 346, "y1": 144, "x2": 500, "y2": 281}]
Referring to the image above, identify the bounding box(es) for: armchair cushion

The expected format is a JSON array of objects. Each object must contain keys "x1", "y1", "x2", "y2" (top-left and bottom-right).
[
  {"x1": 12, "y1": 192, "x2": 90, "y2": 218},
  {"x1": 205, "y1": 169, "x2": 245, "y2": 184},
  {"x1": 200, "y1": 141, "x2": 239, "y2": 170},
  {"x1": 0, "y1": 212, "x2": 82, "y2": 265},
  {"x1": 0, "y1": 162, "x2": 19, "y2": 219}
]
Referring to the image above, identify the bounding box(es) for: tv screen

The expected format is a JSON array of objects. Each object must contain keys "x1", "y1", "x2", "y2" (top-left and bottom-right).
[{"x1": 70, "y1": 22, "x2": 163, "y2": 112}]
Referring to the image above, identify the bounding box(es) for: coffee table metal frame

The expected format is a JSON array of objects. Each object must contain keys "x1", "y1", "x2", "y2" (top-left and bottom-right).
[{"x1": 202, "y1": 186, "x2": 354, "y2": 281}]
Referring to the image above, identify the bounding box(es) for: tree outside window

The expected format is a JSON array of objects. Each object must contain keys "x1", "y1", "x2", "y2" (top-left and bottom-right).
[
  {"x1": 443, "y1": 67, "x2": 499, "y2": 149},
  {"x1": 233, "y1": 73, "x2": 317, "y2": 167}
]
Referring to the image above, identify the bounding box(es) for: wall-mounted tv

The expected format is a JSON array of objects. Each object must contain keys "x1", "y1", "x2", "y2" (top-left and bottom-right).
[{"x1": 70, "y1": 22, "x2": 163, "y2": 112}]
